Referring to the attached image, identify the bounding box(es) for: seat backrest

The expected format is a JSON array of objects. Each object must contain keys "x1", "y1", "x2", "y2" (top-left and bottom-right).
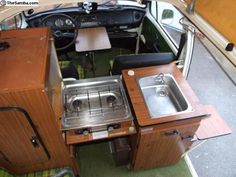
[{"x1": 111, "y1": 52, "x2": 175, "y2": 75}]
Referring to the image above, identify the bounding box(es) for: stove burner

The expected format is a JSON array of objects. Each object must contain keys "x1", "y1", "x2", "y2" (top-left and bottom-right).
[
  {"x1": 62, "y1": 75, "x2": 133, "y2": 131},
  {"x1": 72, "y1": 99, "x2": 82, "y2": 111},
  {"x1": 106, "y1": 95, "x2": 116, "y2": 107}
]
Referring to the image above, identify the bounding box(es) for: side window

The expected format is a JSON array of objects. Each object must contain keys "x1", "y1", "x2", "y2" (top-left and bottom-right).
[
  {"x1": 162, "y1": 9, "x2": 174, "y2": 22},
  {"x1": 0, "y1": 14, "x2": 22, "y2": 30},
  {"x1": 150, "y1": 1, "x2": 184, "y2": 47}
]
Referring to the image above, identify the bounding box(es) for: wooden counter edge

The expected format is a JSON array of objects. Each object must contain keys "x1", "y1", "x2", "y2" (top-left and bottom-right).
[
  {"x1": 122, "y1": 63, "x2": 208, "y2": 127},
  {"x1": 66, "y1": 127, "x2": 137, "y2": 145}
]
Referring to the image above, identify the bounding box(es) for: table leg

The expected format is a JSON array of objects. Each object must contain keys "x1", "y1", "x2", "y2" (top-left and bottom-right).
[{"x1": 89, "y1": 52, "x2": 96, "y2": 77}]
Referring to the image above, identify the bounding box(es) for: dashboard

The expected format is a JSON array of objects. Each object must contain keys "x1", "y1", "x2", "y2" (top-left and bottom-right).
[
  {"x1": 27, "y1": 9, "x2": 146, "y2": 31},
  {"x1": 42, "y1": 15, "x2": 75, "y2": 30},
  {"x1": 76, "y1": 10, "x2": 145, "y2": 28}
]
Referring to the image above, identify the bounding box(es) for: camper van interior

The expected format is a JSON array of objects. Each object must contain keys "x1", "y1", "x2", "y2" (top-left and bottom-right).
[{"x1": 0, "y1": 0, "x2": 233, "y2": 176}]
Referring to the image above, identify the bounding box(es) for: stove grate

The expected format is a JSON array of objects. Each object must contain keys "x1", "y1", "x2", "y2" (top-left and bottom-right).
[{"x1": 64, "y1": 84, "x2": 128, "y2": 119}]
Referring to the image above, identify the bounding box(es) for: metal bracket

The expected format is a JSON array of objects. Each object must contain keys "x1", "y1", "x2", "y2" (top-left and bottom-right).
[{"x1": 186, "y1": 0, "x2": 196, "y2": 14}]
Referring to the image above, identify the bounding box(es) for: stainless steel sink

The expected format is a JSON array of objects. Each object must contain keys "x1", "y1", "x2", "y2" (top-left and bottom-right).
[{"x1": 138, "y1": 73, "x2": 192, "y2": 118}]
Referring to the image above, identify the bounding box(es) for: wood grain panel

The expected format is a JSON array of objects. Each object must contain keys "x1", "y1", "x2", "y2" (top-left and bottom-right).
[
  {"x1": 122, "y1": 63, "x2": 207, "y2": 127},
  {"x1": 0, "y1": 28, "x2": 49, "y2": 92},
  {"x1": 185, "y1": 0, "x2": 236, "y2": 45},
  {"x1": 196, "y1": 105, "x2": 232, "y2": 140},
  {"x1": 66, "y1": 121, "x2": 136, "y2": 144},
  {"x1": 0, "y1": 28, "x2": 80, "y2": 175},
  {"x1": 0, "y1": 109, "x2": 48, "y2": 167},
  {"x1": 133, "y1": 121, "x2": 199, "y2": 170},
  {"x1": 4, "y1": 72, "x2": 79, "y2": 175}
]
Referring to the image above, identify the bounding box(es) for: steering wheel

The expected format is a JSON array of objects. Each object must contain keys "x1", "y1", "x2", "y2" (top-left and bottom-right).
[{"x1": 41, "y1": 13, "x2": 78, "y2": 51}]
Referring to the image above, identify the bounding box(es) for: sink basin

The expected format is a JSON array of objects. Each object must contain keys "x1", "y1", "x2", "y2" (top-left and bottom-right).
[{"x1": 138, "y1": 74, "x2": 192, "y2": 118}]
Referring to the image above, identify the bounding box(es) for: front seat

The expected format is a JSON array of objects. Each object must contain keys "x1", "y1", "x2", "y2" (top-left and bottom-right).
[
  {"x1": 61, "y1": 62, "x2": 80, "y2": 79},
  {"x1": 111, "y1": 52, "x2": 175, "y2": 75}
]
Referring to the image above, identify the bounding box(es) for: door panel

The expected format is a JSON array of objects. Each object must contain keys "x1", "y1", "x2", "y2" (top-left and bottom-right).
[
  {"x1": 141, "y1": 17, "x2": 173, "y2": 53},
  {"x1": 133, "y1": 124, "x2": 198, "y2": 170},
  {"x1": 134, "y1": 129, "x2": 183, "y2": 170},
  {"x1": 185, "y1": 0, "x2": 236, "y2": 45},
  {"x1": 0, "y1": 110, "x2": 48, "y2": 167}
]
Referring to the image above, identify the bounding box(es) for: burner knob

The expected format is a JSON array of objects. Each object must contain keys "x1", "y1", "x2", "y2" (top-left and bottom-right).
[
  {"x1": 106, "y1": 96, "x2": 116, "y2": 107},
  {"x1": 83, "y1": 129, "x2": 89, "y2": 135},
  {"x1": 107, "y1": 126, "x2": 114, "y2": 131},
  {"x1": 72, "y1": 99, "x2": 82, "y2": 111},
  {"x1": 107, "y1": 124, "x2": 120, "y2": 131},
  {"x1": 74, "y1": 128, "x2": 90, "y2": 135}
]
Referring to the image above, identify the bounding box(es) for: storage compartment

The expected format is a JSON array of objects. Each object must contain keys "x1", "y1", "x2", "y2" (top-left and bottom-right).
[
  {"x1": 132, "y1": 120, "x2": 200, "y2": 170},
  {"x1": 0, "y1": 28, "x2": 79, "y2": 175},
  {"x1": 110, "y1": 138, "x2": 131, "y2": 166}
]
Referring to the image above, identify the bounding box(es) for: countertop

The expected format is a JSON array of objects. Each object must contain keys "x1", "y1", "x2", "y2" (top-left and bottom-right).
[
  {"x1": 122, "y1": 63, "x2": 207, "y2": 127},
  {"x1": 0, "y1": 28, "x2": 50, "y2": 92}
]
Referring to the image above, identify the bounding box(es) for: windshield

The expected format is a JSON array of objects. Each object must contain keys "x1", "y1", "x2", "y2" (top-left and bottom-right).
[{"x1": 23, "y1": 0, "x2": 146, "y2": 17}]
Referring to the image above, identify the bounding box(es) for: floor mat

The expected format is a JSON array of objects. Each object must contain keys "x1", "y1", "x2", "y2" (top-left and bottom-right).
[
  {"x1": 77, "y1": 142, "x2": 193, "y2": 177},
  {"x1": 0, "y1": 168, "x2": 71, "y2": 177}
]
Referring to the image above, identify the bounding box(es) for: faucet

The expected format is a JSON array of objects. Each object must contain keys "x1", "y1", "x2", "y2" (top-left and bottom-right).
[{"x1": 155, "y1": 73, "x2": 165, "y2": 84}]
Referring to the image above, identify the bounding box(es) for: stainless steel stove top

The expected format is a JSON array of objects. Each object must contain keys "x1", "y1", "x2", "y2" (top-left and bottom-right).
[{"x1": 61, "y1": 76, "x2": 133, "y2": 130}]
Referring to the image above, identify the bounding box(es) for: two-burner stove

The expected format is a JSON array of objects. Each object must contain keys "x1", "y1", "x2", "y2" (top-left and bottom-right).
[{"x1": 61, "y1": 76, "x2": 133, "y2": 135}]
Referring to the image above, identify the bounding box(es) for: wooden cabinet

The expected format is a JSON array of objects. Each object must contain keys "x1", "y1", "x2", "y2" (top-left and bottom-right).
[
  {"x1": 122, "y1": 62, "x2": 231, "y2": 171},
  {"x1": 121, "y1": 64, "x2": 209, "y2": 171},
  {"x1": 0, "y1": 28, "x2": 79, "y2": 175},
  {"x1": 132, "y1": 120, "x2": 200, "y2": 170}
]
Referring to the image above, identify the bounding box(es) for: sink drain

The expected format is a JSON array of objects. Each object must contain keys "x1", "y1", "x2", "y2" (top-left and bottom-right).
[{"x1": 158, "y1": 89, "x2": 168, "y2": 97}]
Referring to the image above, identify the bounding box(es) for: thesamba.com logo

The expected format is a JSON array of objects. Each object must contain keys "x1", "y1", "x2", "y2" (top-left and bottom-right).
[
  {"x1": 0, "y1": 0, "x2": 39, "y2": 6},
  {"x1": 0, "y1": 0, "x2": 7, "y2": 6}
]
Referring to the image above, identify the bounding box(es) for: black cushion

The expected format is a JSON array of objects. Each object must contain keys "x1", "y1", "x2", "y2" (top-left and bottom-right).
[
  {"x1": 61, "y1": 63, "x2": 79, "y2": 79},
  {"x1": 112, "y1": 52, "x2": 175, "y2": 75}
]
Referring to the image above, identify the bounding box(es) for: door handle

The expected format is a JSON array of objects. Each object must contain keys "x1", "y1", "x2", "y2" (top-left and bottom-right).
[
  {"x1": 164, "y1": 130, "x2": 179, "y2": 136},
  {"x1": 181, "y1": 135, "x2": 194, "y2": 141}
]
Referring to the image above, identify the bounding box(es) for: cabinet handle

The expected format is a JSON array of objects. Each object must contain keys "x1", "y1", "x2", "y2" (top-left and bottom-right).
[
  {"x1": 181, "y1": 135, "x2": 194, "y2": 141},
  {"x1": 164, "y1": 130, "x2": 179, "y2": 136},
  {"x1": 31, "y1": 136, "x2": 39, "y2": 148}
]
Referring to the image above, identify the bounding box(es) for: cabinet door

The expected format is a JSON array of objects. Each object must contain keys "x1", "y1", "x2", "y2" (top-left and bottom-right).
[
  {"x1": 0, "y1": 109, "x2": 49, "y2": 167},
  {"x1": 133, "y1": 124, "x2": 198, "y2": 170}
]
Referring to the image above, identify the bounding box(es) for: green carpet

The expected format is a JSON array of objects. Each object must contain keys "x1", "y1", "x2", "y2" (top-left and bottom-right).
[
  {"x1": 0, "y1": 142, "x2": 193, "y2": 177},
  {"x1": 0, "y1": 168, "x2": 13, "y2": 177},
  {"x1": 0, "y1": 168, "x2": 70, "y2": 177},
  {"x1": 77, "y1": 142, "x2": 193, "y2": 177}
]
